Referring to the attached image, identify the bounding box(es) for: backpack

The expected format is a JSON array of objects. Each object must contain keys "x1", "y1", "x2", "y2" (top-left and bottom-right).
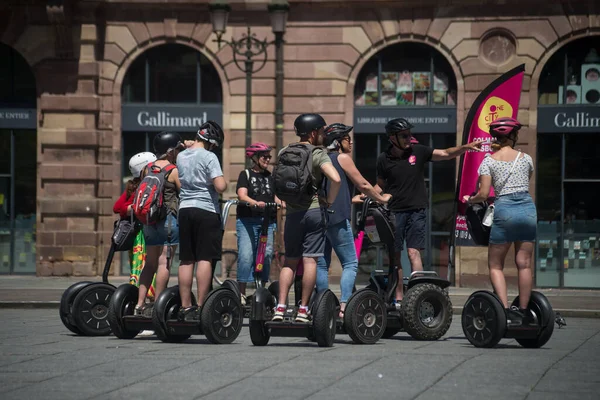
[
  {"x1": 132, "y1": 162, "x2": 176, "y2": 225},
  {"x1": 465, "y1": 201, "x2": 491, "y2": 246},
  {"x1": 273, "y1": 143, "x2": 318, "y2": 204}
]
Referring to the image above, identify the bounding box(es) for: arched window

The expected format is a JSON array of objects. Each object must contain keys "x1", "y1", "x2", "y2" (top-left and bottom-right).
[
  {"x1": 122, "y1": 43, "x2": 222, "y2": 104},
  {"x1": 0, "y1": 43, "x2": 37, "y2": 274},
  {"x1": 352, "y1": 42, "x2": 458, "y2": 282},
  {"x1": 536, "y1": 36, "x2": 600, "y2": 289},
  {"x1": 354, "y1": 42, "x2": 457, "y2": 107}
]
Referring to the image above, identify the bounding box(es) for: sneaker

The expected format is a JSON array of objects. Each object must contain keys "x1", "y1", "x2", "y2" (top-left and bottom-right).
[
  {"x1": 134, "y1": 305, "x2": 144, "y2": 317},
  {"x1": 295, "y1": 307, "x2": 310, "y2": 323},
  {"x1": 240, "y1": 294, "x2": 247, "y2": 307},
  {"x1": 178, "y1": 306, "x2": 199, "y2": 322},
  {"x1": 138, "y1": 330, "x2": 155, "y2": 337},
  {"x1": 272, "y1": 305, "x2": 286, "y2": 322}
]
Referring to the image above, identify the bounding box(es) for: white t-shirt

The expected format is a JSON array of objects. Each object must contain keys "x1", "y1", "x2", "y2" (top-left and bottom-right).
[{"x1": 477, "y1": 153, "x2": 533, "y2": 196}]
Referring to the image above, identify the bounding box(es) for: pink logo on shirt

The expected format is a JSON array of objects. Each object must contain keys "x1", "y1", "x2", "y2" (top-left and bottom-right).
[{"x1": 408, "y1": 155, "x2": 416, "y2": 165}]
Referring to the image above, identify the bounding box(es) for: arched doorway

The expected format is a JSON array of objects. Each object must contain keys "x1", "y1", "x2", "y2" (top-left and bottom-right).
[
  {"x1": 352, "y1": 42, "x2": 458, "y2": 281},
  {"x1": 536, "y1": 36, "x2": 600, "y2": 289},
  {"x1": 120, "y1": 43, "x2": 223, "y2": 275},
  {"x1": 0, "y1": 43, "x2": 37, "y2": 274}
]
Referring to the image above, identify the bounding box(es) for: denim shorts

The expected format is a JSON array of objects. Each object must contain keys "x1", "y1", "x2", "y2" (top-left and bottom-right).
[
  {"x1": 143, "y1": 213, "x2": 179, "y2": 247},
  {"x1": 489, "y1": 192, "x2": 537, "y2": 245}
]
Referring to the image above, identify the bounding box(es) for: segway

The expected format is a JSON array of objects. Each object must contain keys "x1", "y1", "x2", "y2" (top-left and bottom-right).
[
  {"x1": 461, "y1": 290, "x2": 555, "y2": 348},
  {"x1": 354, "y1": 198, "x2": 453, "y2": 340},
  {"x1": 249, "y1": 204, "x2": 338, "y2": 347},
  {"x1": 59, "y1": 215, "x2": 140, "y2": 336},
  {"x1": 151, "y1": 200, "x2": 244, "y2": 344}
]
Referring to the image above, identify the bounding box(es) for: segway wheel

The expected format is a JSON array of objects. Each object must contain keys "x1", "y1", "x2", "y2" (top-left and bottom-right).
[
  {"x1": 511, "y1": 291, "x2": 555, "y2": 348},
  {"x1": 344, "y1": 289, "x2": 387, "y2": 344},
  {"x1": 201, "y1": 288, "x2": 243, "y2": 344},
  {"x1": 249, "y1": 320, "x2": 270, "y2": 346},
  {"x1": 403, "y1": 283, "x2": 453, "y2": 341},
  {"x1": 313, "y1": 290, "x2": 337, "y2": 348},
  {"x1": 152, "y1": 286, "x2": 195, "y2": 343},
  {"x1": 107, "y1": 284, "x2": 141, "y2": 339},
  {"x1": 59, "y1": 281, "x2": 93, "y2": 335},
  {"x1": 221, "y1": 279, "x2": 242, "y2": 303},
  {"x1": 381, "y1": 328, "x2": 401, "y2": 339},
  {"x1": 462, "y1": 291, "x2": 506, "y2": 348},
  {"x1": 72, "y1": 283, "x2": 114, "y2": 336}
]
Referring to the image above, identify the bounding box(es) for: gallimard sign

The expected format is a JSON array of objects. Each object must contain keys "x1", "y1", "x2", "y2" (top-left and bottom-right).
[
  {"x1": 122, "y1": 104, "x2": 223, "y2": 132},
  {"x1": 538, "y1": 105, "x2": 600, "y2": 133},
  {"x1": 353, "y1": 106, "x2": 456, "y2": 134},
  {"x1": 0, "y1": 108, "x2": 36, "y2": 129}
]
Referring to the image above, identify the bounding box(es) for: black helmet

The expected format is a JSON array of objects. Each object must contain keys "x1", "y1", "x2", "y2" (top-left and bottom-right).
[
  {"x1": 294, "y1": 113, "x2": 327, "y2": 136},
  {"x1": 385, "y1": 118, "x2": 414, "y2": 135},
  {"x1": 197, "y1": 120, "x2": 224, "y2": 147},
  {"x1": 324, "y1": 123, "x2": 353, "y2": 147},
  {"x1": 153, "y1": 131, "x2": 183, "y2": 158}
]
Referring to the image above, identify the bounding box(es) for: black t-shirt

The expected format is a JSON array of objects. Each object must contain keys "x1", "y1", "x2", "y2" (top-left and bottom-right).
[
  {"x1": 236, "y1": 169, "x2": 276, "y2": 219},
  {"x1": 376, "y1": 144, "x2": 434, "y2": 212}
]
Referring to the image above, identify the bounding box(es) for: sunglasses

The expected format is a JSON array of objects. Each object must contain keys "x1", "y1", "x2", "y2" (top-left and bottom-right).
[
  {"x1": 341, "y1": 136, "x2": 353, "y2": 143},
  {"x1": 260, "y1": 155, "x2": 272, "y2": 160}
]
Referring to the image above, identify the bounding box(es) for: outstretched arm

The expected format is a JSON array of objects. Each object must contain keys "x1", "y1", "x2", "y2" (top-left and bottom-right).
[{"x1": 432, "y1": 141, "x2": 482, "y2": 161}]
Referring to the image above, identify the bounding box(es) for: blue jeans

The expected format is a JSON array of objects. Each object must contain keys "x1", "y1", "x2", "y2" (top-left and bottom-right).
[
  {"x1": 316, "y1": 219, "x2": 358, "y2": 303},
  {"x1": 236, "y1": 218, "x2": 275, "y2": 283}
]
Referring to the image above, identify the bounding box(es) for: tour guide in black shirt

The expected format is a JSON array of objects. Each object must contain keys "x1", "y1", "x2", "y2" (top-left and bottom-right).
[{"x1": 374, "y1": 117, "x2": 482, "y2": 304}]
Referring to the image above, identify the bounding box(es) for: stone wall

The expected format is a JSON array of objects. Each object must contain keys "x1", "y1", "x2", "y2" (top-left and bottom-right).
[{"x1": 0, "y1": 1, "x2": 598, "y2": 286}]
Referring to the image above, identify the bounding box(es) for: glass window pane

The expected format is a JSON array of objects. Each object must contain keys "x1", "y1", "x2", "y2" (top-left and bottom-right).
[
  {"x1": 354, "y1": 57, "x2": 378, "y2": 106},
  {"x1": 122, "y1": 56, "x2": 146, "y2": 103},
  {"x1": 565, "y1": 133, "x2": 600, "y2": 179},
  {"x1": 354, "y1": 134, "x2": 379, "y2": 184},
  {"x1": 0, "y1": 176, "x2": 10, "y2": 273},
  {"x1": 200, "y1": 56, "x2": 222, "y2": 103},
  {"x1": 0, "y1": 130, "x2": 10, "y2": 175},
  {"x1": 148, "y1": 45, "x2": 197, "y2": 103},
  {"x1": 0, "y1": 44, "x2": 36, "y2": 108},
  {"x1": 13, "y1": 130, "x2": 36, "y2": 273},
  {"x1": 563, "y1": 182, "x2": 600, "y2": 288},
  {"x1": 431, "y1": 134, "x2": 456, "y2": 232},
  {"x1": 536, "y1": 133, "x2": 562, "y2": 222}
]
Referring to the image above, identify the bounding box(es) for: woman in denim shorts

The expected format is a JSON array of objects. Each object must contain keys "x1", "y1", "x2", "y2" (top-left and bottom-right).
[
  {"x1": 464, "y1": 117, "x2": 537, "y2": 327},
  {"x1": 134, "y1": 132, "x2": 182, "y2": 317}
]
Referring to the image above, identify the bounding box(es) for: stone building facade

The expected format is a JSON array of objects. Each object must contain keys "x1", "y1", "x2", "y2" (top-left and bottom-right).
[{"x1": 1, "y1": 0, "x2": 599, "y2": 289}]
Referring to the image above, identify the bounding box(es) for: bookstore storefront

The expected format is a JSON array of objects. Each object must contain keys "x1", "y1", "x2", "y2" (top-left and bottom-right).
[
  {"x1": 351, "y1": 42, "x2": 458, "y2": 283},
  {"x1": 536, "y1": 36, "x2": 600, "y2": 289},
  {"x1": 0, "y1": 43, "x2": 37, "y2": 274}
]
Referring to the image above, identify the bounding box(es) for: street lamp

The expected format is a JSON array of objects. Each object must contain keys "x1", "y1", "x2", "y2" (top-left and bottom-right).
[{"x1": 209, "y1": 0, "x2": 289, "y2": 168}]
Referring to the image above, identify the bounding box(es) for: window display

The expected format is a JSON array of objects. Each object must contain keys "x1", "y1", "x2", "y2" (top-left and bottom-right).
[
  {"x1": 353, "y1": 43, "x2": 457, "y2": 107},
  {"x1": 538, "y1": 37, "x2": 600, "y2": 105}
]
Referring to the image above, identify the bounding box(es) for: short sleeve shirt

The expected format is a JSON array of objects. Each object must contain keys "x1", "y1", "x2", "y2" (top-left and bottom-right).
[
  {"x1": 177, "y1": 147, "x2": 223, "y2": 214},
  {"x1": 478, "y1": 153, "x2": 533, "y2": 196},
  {"x1": 235, "y1": 169, "x2": 276, "y2": 219}
]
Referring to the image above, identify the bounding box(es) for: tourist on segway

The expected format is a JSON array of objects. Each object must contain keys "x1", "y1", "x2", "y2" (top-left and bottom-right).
[
  {"x1": 374, "y1": 117, "x2": 482, "y2": 305},
  {"x1": 236, "y1": 143, "x2": 283, "y2": 305},
  {"x1": 176, "y1": 121, "x2": 227, "y2": 320},
  {"x1": 272, "y1": 113, "x2": 341, "y2": 324},
  {"x1": 112, "y1": 151, "x2": 158, "y2": 335},
  {"x1": 133, "y1": 132, "x2": 182, "y2": 317},
  {"x1": 316, "y1": 123, "x2": 391, "y2": 319},
  {"x1": 462, "y1": 117, "x2": 537, "y2": 326}
]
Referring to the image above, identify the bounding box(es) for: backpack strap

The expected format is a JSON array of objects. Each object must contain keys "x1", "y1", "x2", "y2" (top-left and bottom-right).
[{"x1": 245, "y1": 169, "x2": 250, "y2": 181}]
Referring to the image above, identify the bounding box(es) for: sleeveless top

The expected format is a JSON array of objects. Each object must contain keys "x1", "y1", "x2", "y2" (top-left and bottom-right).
[
  {"x1": 163, "y1": 168, "x2": 179, "y2": 217},
  {"x1": 325, "y1": 153, "x2": 354, "y2": 226}
]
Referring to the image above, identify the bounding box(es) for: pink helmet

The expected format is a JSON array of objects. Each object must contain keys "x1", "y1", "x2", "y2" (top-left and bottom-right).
[
  {"x1": 245, "y1": 142, "x2": 272, "y2": 158},
  {"x1": 489, "y1": 117, "x2": 522, "y2": 136}
]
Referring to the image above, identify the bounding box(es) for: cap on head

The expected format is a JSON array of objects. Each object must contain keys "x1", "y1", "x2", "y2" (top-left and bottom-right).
[{"x1": 294, "y1": 113, "x2": 327, "y2": 136}]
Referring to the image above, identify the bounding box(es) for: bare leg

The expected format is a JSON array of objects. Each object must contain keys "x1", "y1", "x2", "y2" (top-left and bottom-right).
[
  {"x1": 238, "y1": 282, "x2": 247, "y2": 296},
  {"x1": 137, "y1": 245, "x2": 162, "y2": 307},
  {"x1": 488, "y1": 243, "x2": 512, "y2": 308},
  {"x1": 394, "y1": 251, "x2": 404, "y2": 301},
  {"x1": 514, "y1": 241, "x2": 534, "y2": 309},
  {"x1": 195, "y1": 260, "x2": 213, "y2": 307},
  {"x1": 277, "y1": 257, "x2": 299, "y2": 306},
  {"x1": 154, "y1": 245, "x2": 174, "y2": 300},
  {"x1": 178, "y1": 261, "x2": 194, "y2": 308},
  {"x1": 407, "y1": 248, "x2": 424, "y2": 272},
  {"x1": 300, "y1": 257, "x2": 317, "y2": 307}
]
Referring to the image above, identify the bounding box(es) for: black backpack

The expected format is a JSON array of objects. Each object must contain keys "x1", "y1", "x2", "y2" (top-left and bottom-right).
[{"x1": 273, "y1": 143, "x2": 318, "y2": 204}]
